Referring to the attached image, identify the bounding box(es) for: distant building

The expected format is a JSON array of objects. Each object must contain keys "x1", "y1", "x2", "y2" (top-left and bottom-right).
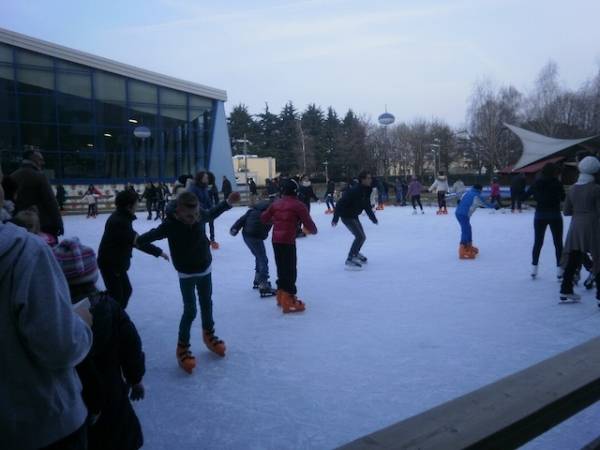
[{"x1": 232, "y1": 155, "x2": 277, "y2": 186}]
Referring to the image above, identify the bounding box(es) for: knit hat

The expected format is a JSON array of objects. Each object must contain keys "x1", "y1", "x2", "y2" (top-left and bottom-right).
[
  {"x1": 53, "y1": 237, "x2": 99, "y2": 285},
  {"x1": 578, "y1": 156, "x2": 600, "y2": 175},
  {"x1": 282, "y1": 179, "x2": 298, "y2": 195}
]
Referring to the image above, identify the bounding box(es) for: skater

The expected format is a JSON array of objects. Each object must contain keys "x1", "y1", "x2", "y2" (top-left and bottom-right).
[
  {"x1": 429, "y1": 171, "x2": 449, "y2": 214},
  {"x1": 97, "y1": 190, "x2": 169, "y2": 309},
  {"x1": 375, "y1": 177, "x2": 385, "y2": 210},
  {"x1": 489, "y1": 178, "x2": 504, "y2": 209},
  {"x1": 408, "y1": 176, "x2": 424, "y2": 214},
  {"x1": 141, "y1": 183, "x2": 157, "y2": 220},
  {"x1": 559, "y1": 156, "x2": 600, "y2": 303},
  {"x1": 83, "y1": 187, "x2": 98, "y2": 218},
  {"x1": 522, "y1": 163, "x2": 565, "y2": 279},
  {"x1": 136, "y1": 190, "x2": 240, "y2": 373},
  {"x1": 455, "y1": 184, "x2": 496, "y2": 259},
  {"x1": 510, "y1": 173, "x2": 527, "y2": 212},
  {"x1": 324, "y1": 178, "x2": 336, "y2": 213},
  {"x1": 332, "y1": 170, "x2": 378, "y2": 270},
  {"x1": 56, "y1": 183, "x2": 66, "y2": 211},
  {"x1": 394, "y1": 178, "x2": 405, "y2": 206},
  {"x1": 221, "y1": 175, "x2": 233, "y2": 201},
  {"x1": 298, "y1": 175, "x2": 318, "y2": 236},
  {"x1": 260, "y1": 179, "x2": 317, "y2": 313},
  {"x1": 53, "y1": 238, "x2": 146, "y2": 450},
  {"x1": 248, "y1": 177, "x2": 258, "y2": 205},
  {"x1": 230, "y1": 197, "x2": 276, "y2": 297},
  {"x1": 265, "y1": 178, "x2": 279, "y2": 199},
  {"x1": 189, "y1": 171, "x2": 220, "y2": 249}
]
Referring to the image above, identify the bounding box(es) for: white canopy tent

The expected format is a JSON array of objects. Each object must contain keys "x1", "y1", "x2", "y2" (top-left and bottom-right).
[{"x1": 506, "y1": 123, "x2": 598, "y2": 171}]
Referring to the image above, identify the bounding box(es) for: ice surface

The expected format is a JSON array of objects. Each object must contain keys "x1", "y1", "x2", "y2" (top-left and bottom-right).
[{"x1": 67, "y1": 203, "x2": 600, "y2": 449}]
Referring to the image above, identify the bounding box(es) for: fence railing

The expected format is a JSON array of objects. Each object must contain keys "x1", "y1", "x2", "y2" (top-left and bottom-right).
[{"x1": 337, "y1": 337, "x2": 600, "y2": 450}]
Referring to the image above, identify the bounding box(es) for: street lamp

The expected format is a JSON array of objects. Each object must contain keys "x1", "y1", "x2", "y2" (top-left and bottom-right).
[
  {"x1": 232, "y1": 135, "x2": 252, "y2": 184},
  {"x1": 430, "y1": 139, "x2": 440, "y2": 175}
]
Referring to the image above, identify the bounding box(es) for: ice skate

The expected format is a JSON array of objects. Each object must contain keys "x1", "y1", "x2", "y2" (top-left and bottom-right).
[
  {"x1": 176, "y1": 342, "x2": 196, "y2": 374},
  {"x1": 252, "y1": 280, "x2": 259, "y2": 289},
  {"x1": 279, "y1": 291, "x2": 306, "y2": 313},
  {"x1": 531, "y1": 264, "x2": 538, "y2": 279},
  {"x1": 584, "y1": 273, "x2": 595, "y2": 290},
  {"x1": 459, "y1": 244, "x2": 475, "y2": 260},
  {"x1": 421, "y1": 210, "x2": 425, "y2": 214},
  {"x1": 203, "y1": 329, "x2": 226, "y2": 357},
  {"x1": 442, "y1": 207, "x2": 448, "y2": 214},
  {"x1": 356, "y1": 253, "x2": 368, "y2": 264},
  {"x1": 259, "y1": 281, "x2": 277, "y2": 298},
  {"x1": 468, "y1": 243, "x2": 479, "y2": 255},
  {"x1": 559, "y1": 291, "x2": 581, "y2": 303},
  {"x1": 210, "y1": 240, "x2": 220, "y2": 250},
  {"x1": 436, "y1": 209, "x2": 442, "y2": 215},
  {"x1": 345, "y1": 258, "x2": 363, "y2": 270}
]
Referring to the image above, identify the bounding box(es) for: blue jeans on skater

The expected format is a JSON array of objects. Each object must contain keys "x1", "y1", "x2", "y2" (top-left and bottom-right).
[
  {"x1": 456, "y1": 213, "x2": 472, "y2": 245},
  {"x1": 243, "y1": 235, "x2": 269, "y2": 284},
  {"x1": 178, "y1": 273, "x2": 214, "y2": 344}
]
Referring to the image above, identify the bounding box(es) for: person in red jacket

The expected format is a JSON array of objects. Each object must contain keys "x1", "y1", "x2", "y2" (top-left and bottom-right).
[{"x1": 260, "y1": 179, "x2": 317, "y2": 313}]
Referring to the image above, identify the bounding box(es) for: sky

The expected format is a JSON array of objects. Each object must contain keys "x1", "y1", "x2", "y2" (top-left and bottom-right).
[{"x1": 3, "y1": 0, "x2": 600, "y2": 126}]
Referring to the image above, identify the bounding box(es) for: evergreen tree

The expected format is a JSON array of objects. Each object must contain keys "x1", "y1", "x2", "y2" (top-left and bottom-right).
[
  {"x1": 323, "y1": 107, "x2": 342, "y2": 179},
  {"x1": 227, "y1": 104, "x2": 259, "y2": 155},
  {"x1": 277, "y1": 101, "x2": 301, "y2": 174},
  {"x1": 256, "y1": 103, "x2": 280, "y2": 159},
  {"x1": 300, "y1": 104, "x2": 325, "y2": 176}
]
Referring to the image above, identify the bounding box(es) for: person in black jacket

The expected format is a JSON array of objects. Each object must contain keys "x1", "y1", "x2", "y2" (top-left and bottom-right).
[
  {"x1": 230, "y1": 198, "x2": 275, "y2": 296},
  {"x1": 332, "y1": 170, "x2": 378, "y2": 269},
  {"x1": 141, "y1": 183, "x2": 157, "y2": 220},
  {"x1": 324, "y1": 179, "x2": 336, "y2": 213},
  {"x1": 53, "y1": 239, "x2": 146, "y2": 450},
  {"x1": 97, "y1": 190, "x2": 169, "y2": 309},
  {"x1": 248, "y1": 178, "x2": 258, "y2": 205},
  {"x1": 136, "y1": 190, "x2": 240, "y2": 374},
  {"x1": 523, "y1": 163, "x2": 566, "y2": 279},
  {"x1": 510, "y1": 173, "x2": 527, "y2": 212},
  {"x1": 221, "y1": 175, "x2": 233, "y2": 200}
]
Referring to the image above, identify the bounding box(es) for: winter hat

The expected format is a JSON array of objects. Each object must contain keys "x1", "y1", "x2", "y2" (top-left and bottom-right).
[
  {"x1": 282, "y1": 179, "x2": 299, "y2": 195},
  {"x1": 53, "y1": 237, "x2": 99, "y2": 285},
  {"x1": 578, "y1": 156, "x2": 600, "y2": 175}
]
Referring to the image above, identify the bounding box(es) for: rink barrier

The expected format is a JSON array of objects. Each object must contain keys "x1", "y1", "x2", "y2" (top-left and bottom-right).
[{"x1": 337, "y1": 336, "x2": 600, "y2": 450}]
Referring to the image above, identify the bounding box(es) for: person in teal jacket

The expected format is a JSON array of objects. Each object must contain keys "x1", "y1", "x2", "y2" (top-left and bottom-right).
[{"x1": 455, "y1": 184, "x2": 496, "y2": 259}]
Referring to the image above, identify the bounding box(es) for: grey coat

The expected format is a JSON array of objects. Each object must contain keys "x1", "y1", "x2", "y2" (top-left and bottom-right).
[{"x1": 563, "y1": 182, "x2": 600, "y2": 273}]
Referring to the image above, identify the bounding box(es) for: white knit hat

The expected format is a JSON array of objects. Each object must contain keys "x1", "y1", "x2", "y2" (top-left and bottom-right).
[{"x1": 578, "y1": 156, "x2": 600, "y2": 175}]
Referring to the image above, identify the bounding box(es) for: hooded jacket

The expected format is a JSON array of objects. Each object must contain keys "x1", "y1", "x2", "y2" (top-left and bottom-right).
[
  {"x1": 231, "y1": 200, "x2": 273, "y2": 240},
  {"x1": 260, "y1": 195, "x2": 317, "y2": 244},
  {"x1": 333, "y1": 184, "x2": 377, "y2": 223},
  {"x1": 0, "y1": 223, "x2": 92, "y2": 449}
]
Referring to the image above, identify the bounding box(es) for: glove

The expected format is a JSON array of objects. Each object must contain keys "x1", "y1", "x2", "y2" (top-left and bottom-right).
[
  {"x1": 230, "y1": 228, "x2": 238, "y2": 236},
  {"x1": 130, "y1": 382, "x2": 145, "y2": 401},
  {"x1": 372, "y1": 219, "x2": 379, "y2": 225}
]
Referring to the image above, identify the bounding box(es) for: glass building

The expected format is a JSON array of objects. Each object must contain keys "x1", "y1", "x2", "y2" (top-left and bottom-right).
[{"x1": 0, "y1": 27, "x2": 235, "y2": 183}]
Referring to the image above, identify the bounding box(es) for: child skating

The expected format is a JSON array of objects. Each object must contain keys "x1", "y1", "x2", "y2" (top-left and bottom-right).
[
  {"x1": 137, "y1": 190, "x2": 240, "y2": 374},
  {"x1": 408, "y1": 176, "x2": 424, "y2": 214},
  {"x1": 455, "y1": 184, "x2": 496, "y2": 259},
  {"x1": 429, "y1": 171, "x2": 449, "y2": 215},
  {"x1": 260, "y1": 179, "x2": 317, "y2": 313}
]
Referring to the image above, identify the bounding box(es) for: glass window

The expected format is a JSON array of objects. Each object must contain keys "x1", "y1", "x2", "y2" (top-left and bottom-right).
[
  {"x1": 16, "y1": 50, "x2": 53, "y2": 68},
  {"x1": 0, "y1": 124, "x2": 19, "y2": 154},
  {"x1": 161, "y1": 88, "x2": 186, "y2": 107},
  {"x1": 20, "y1": 123, "x2": 57, "y2": 151},
  {"x1": 95, "y1": 71, "x2": 126, "y2": 102},
  {"x1": 132, "y1": 128, "x2": 158, "y2": 179},
  {"x1": 130, "y1": 103, "x2": 157, "y2": 128},
  {"x1": 189, "y1": 95, "x2": 212, "y2": 109},
  {"x1": 1, "y1": 150, "x2": 22, "y2": 175},
  {"x1": 0, "y1": 91, "x2": 17, "y2": 121},
  {"x1": 17, "y1": 67, "x2": 54, "y2": 94},
  {"x1": 161, "y1": 115, "x2": 186, "y2": 178},
  {"x1": 0, "y1": 44, "x2": 13, "y2": 63},
  {"x1": 57, "y1": 94, "x2": 93, "y2": 124},
  {"x1": 58, "y1": 124, "x2": 95, "y2": 152},
  {"x1": 96, "y1": 99, "x2": 128, "y2": 126},
  {"x1": 42, "y1": 151, "x2": 62, "y2": 180},
  {"x1": 59, "y1": 124, "x2": 96, "y2": 178},
  {"x1": 19, "y1": 94, "x2": 55, "y2": 123},
  {"x1": 96, "y1": 127, "x2": 128, "y2": 179},
  {"x1": 0, "y1": 64, "x2": 14, "y2": 91},
  {"x1": 57, "y1": 71, "x2": 91, "y2": 99},
  {"x1": 129, "y1": 80, "x2": 157, "y2": 104}
]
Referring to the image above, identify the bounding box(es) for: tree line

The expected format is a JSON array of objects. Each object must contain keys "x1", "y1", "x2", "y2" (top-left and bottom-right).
[{"x1": 227, "y1": 61, "x2": 600, "y2": 181}]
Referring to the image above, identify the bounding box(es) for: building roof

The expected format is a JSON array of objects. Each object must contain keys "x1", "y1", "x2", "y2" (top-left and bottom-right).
[
  {"x1": 499, "y1": 156, "x2": 565, "y2": 174},
  {"x1": 0, "y1": 27, "x2": 227, "y2": 101},
  {"x1": 506, "y1": 123, "x2": 597, "y2": 171}
]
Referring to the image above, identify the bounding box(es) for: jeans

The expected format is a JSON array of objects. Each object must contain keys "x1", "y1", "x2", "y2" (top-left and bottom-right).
[
  {"x1": 325, "y1": 194, "x2": 335, "y2": 209},
  {"x1": 532, "y1": 217, "x2": 563, "y2": 266},
  {"x1": 243, "y1": 235, "x2": 269, "y2": 284},
  {"x1": 273, "y1": 243, "x2": 297, "y2": 295},
  {"x1": 456, "y1": 213, "x2": 472, "y2": 245},
  {"x1": 411, "y1": 195, "x2": 423, "y2": 210},
  {"x1": 341, "y1": 217, "x2": 366, "y2": 259},
  {"x1": 178, "y1": 274, "x2": 214, "y2": 344},
  {"x1": 100, "y1": 267, "x2": 133, "y2": 309}
]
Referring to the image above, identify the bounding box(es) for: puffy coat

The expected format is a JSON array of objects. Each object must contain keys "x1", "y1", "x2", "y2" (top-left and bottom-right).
[
  {"x1": 260, "y1": 195, "x2": 317, "y2": 244},
  {"x1": 333, "y1": 184, "x2": 377, "y2": 223},
  {"x1": 231, "y1": 200, "x2": 273, "y2": 240},
  {"x1": 456, "y1": 188, "x2": 494, "y2": 217},
  {"x1": 429, "y1": 176, "x2": 449, "y2": 193}
]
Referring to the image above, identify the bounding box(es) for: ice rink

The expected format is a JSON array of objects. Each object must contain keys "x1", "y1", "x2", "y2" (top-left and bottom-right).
[{"x1": 67, "y1": 202, "x2": 600, "y2": 449}]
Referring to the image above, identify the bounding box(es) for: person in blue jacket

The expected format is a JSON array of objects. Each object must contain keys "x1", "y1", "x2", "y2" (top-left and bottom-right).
[{"x1": 455, "y1": 184, "x2": 496, "y2": 259}]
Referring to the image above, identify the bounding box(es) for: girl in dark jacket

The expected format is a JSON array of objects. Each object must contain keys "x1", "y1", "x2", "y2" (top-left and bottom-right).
[
  {"x1": 524, "y1": 163, "x2": 565, "y2": 279},
  {"x1": 188, "y1": 171, "x2": 220, "y2": 249}
]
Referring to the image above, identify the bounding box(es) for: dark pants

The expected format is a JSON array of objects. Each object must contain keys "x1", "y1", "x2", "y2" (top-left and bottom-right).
[
  {"x1": 532, "y1": 217, "x2": 563, "y2": 266},
  {"x1": 411, "y1": 195, "x2": 423, "y2": 210},
  {"x1": 561, "y1": 251, "x2": 600, "y2": 298},
  {"x1": 100, "y1": 267, "x2": 132, "y2": 309},
  {"x1": 209, "y1": 219, "x2": 215, "y2": 241},
  {"x1": 243, "y1": 235, "x2": 269, "y2": 284},
  {"x1": 325, "y1": 194, "x2": 335, "y2": 209},
  {"x1": 40, "y1": 424, "x2": 87, "y2": 450},
  {"x1": 87, "y1": 204, "x2": 95, "y2": 217},
  {"x1": 178, "y1": 274, "x2": 214, "y2": 344},
  {"x1": 146, "y1": 200, "x2": 154, "y2": 217},
  {"x1": 156, "y1": 200, "x2": 165, "y2": 219},
  {"x1": 490, "y1": 194, "x2": 504, "y2": 208},
  {"x1": 511, "y1": 192, "x2": 522, "y2": 211},
  {"x1": 341, "y1": 217, "x2": 366, "y2": 259},
  {"x1": 273, "y1": 243, "x2": 297, "y2": 295},
  {"x1": 437, "y1": 191, "x2": 447, "y2": 209}
]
